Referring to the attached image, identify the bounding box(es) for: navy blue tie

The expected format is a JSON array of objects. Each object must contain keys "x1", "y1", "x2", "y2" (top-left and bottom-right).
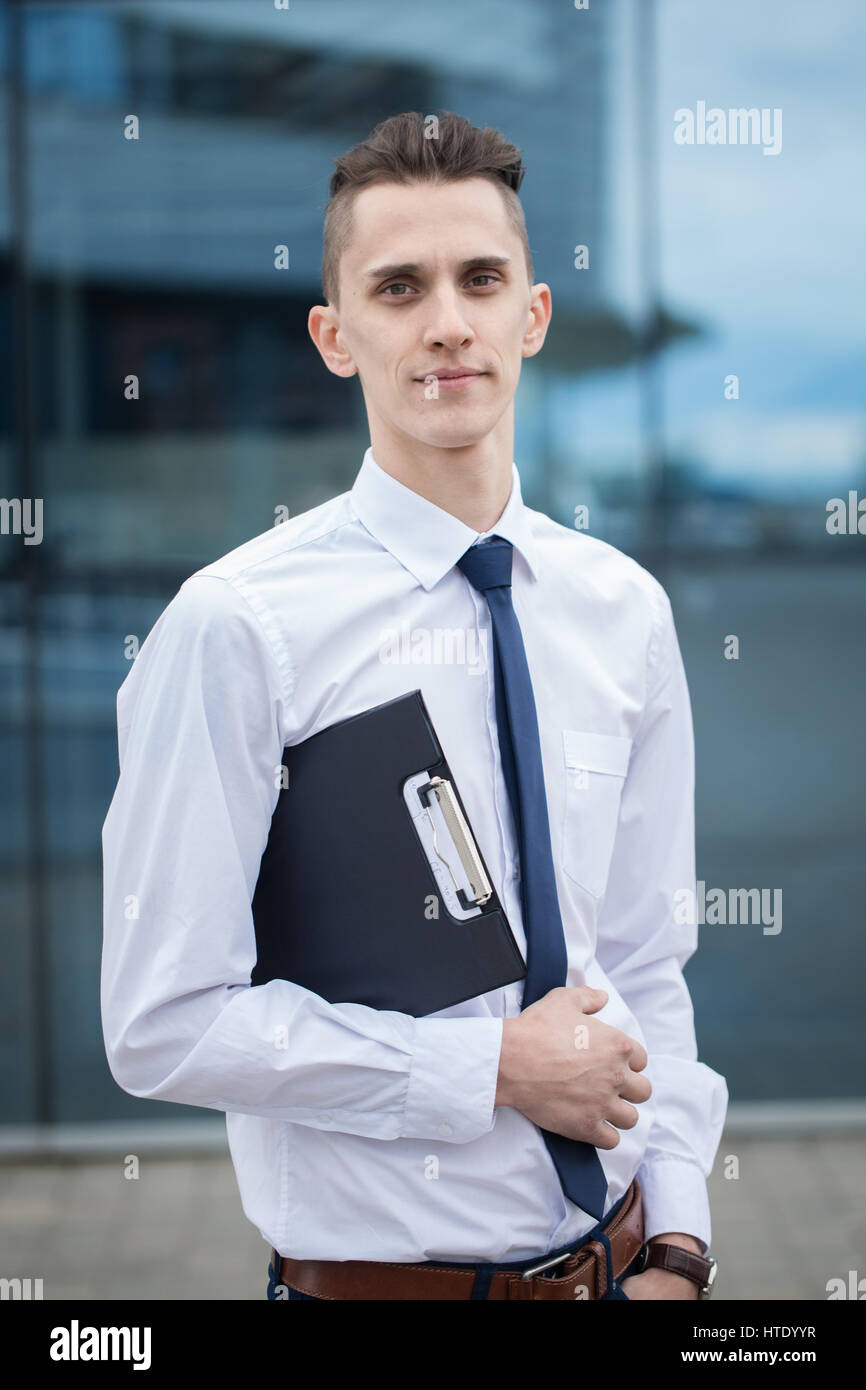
[{"x1": 457, "y1": 534, "x2": 608, "y2": 1221}]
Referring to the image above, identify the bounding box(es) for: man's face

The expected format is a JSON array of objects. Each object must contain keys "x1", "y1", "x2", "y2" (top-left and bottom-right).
[{"x1": 312, "y1": 177, "x2": 550, "y2": 453}]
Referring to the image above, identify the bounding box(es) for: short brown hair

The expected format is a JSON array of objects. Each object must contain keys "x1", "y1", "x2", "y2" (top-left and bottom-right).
[{"x1": 321, "y1": 110, "x2": 533, "y2": 305}]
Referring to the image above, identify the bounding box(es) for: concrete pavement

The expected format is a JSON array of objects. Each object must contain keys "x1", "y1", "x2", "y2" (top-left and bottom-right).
[{"x1": 1, "y1": 1129, "x2": 863, "y2": 1300}]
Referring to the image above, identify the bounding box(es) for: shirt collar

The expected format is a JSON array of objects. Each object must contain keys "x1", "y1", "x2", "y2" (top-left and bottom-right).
[{"x1": 349, "y1": 447, "x2": 540, "y2": 592}]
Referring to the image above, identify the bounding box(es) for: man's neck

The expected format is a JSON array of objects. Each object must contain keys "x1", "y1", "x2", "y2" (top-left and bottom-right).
[{"x1": 368, "y1": 429, "x2": 514, "y2": 534}]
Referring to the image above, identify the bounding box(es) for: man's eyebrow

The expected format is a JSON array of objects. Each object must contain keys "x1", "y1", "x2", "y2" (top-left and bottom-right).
[{"x1": 364, "y1": 255, "x2": 512, "y2": 280}]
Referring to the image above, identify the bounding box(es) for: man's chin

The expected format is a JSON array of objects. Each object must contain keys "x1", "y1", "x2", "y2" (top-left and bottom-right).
[{"x1": 401, "y1": 417, "x2": 499, "y2": 452}]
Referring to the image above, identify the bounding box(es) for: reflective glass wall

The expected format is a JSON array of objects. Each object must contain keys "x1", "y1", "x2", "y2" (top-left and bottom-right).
[{"x1": 2, "y1": 0, "x2": 863, "y2": 1126}]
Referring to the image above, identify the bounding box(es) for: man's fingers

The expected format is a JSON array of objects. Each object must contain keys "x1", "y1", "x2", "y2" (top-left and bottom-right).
[
  {"x1": 575, "y1": 985, "x2": 607, "y2": 1015},
  {"x1": 592, "y1": 1120, "x2": 622, "y2": 1150},
  {"x1": 591, "y1": 1094, "x2": 645, "y2": 1145},
  {"x1": 618, "y1": 1070, "x2": 652, "y2": 1104},
  {"x1": 605, "y1": 1098, "x2": 640, "y2": 1131},
  {"x1": 626, "y1": 1040, "x2": 649, "y2": 1072}
]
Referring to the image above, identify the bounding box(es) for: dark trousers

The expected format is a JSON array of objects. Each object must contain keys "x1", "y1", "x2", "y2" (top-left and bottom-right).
[{"x1": 267, "y1": 1189, "x2": 642, "y2": 1301}]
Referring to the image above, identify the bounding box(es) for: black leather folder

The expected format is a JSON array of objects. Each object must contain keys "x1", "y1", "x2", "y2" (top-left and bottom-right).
[{"x1": 250, "y1": 688, "x2": 526, "y2": 1016}]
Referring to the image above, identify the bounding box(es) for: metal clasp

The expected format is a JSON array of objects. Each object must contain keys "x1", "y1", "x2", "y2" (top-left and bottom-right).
[
  {"x1": 417, "y1": 776, "x2": 493, "y2": 907},
  {"x1": 520, "y1": 1249, "x2": 574, "y2": 1281}
]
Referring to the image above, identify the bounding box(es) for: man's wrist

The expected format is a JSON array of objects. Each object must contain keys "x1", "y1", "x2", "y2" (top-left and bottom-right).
[
  {"x1": 640, "y1": 1233, "x2": 716, "y2": 1299},
  {"x1": 648, "y1": 1230, "x2": 704, "y2": 1257}
]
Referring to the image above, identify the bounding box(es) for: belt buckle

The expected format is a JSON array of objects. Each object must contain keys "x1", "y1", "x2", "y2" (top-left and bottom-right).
[{"x1": 520, "y1": 1249, "x2": 574, "y2": 1281}]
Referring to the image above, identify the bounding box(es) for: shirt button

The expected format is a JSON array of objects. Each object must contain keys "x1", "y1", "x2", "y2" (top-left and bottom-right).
[
  {"x1": 511, "y1": 865, "x2": 520, "y2": 880},
  {"x1": 437, "y1": 1122, "x2": 453, "y2": 1138},
  {"x1": 318, "y1": 1113, "x2": 332, "y2": 1125}
]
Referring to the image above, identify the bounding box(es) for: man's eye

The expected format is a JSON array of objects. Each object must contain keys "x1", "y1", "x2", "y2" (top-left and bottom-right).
[
  {"x1": 467, "y1": 274, "x2": 499, "y2": 287},
  {"x1": 381, "y1": 283, "x2": 414, "y2": 296}
]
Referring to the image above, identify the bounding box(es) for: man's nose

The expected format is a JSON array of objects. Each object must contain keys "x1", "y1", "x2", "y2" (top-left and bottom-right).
[{"x1": 422, "y1": 289, "x2": 474, "y2": 351}]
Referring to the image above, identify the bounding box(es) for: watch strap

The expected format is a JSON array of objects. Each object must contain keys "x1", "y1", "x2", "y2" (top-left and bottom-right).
[{"x1": 640, "y1": 1242, "x2": 717, "y2": 1296}]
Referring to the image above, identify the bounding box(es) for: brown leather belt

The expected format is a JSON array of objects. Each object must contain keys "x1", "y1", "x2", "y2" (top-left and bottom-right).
[{"x1": 277, "y1": 1177, "x2": 643, "y2": 1300}]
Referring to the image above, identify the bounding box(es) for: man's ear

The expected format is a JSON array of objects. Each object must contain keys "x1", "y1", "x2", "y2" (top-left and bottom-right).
[
  {"x1": 521, "y1": 282, "x2": 552, "y2": 359},
  {"x1": 307, "y1": 304, "x2": 358, "y2": 378}
]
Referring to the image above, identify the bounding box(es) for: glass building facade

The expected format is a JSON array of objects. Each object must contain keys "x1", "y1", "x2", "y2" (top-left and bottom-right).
[{"x1": 2, "y1": 0, "x2": 864, "y2": 1128}]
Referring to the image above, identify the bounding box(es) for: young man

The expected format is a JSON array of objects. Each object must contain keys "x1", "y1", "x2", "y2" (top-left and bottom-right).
[{"x1": 101, "y1": 111, "x2": 727, "y2": 1301}]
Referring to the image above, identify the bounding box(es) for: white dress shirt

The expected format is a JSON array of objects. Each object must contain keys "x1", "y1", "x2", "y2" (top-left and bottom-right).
[{"x1": 101, "y1": 447, "x2": 728, "y2": 1263}]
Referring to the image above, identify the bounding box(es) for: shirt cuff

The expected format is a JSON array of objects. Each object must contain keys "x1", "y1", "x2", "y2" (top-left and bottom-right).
[
  {"x1": 403, "y1": 1017, "x2": 503, "y2": 1144},
  {"x1": 636, "y1": 1156, "x2": 713, "y2": 1255}
]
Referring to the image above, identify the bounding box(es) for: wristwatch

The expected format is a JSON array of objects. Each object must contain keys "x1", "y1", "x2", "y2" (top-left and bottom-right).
[{"x1": 636, "y1": 1242, "x2": 718, "y2": 1298}]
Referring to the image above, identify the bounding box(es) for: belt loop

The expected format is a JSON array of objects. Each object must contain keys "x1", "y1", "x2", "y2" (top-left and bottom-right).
[
  {"x1": 591, "y1": 1230, "x2": 616, "y2": 1299},
  {"x1": 267, "y1": 1248, "x2": 281, "y2": 1300},
  {"x1": 470, "y1": 1265, "x2": 496, "y2": 1300}
]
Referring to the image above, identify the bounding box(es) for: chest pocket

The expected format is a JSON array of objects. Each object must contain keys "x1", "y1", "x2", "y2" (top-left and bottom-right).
[{"x1": 560, "y1": 730, "x2": 633, "y2": 899}]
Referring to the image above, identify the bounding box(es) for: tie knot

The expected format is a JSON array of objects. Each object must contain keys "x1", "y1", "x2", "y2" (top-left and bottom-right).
[{"x1": 456, "y1": 535, "x2": 513, "y2": 592}]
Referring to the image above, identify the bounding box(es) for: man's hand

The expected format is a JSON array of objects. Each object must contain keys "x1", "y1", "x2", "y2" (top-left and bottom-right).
[
  {"x1": 494, "y1": 985, "x2": 651, "y2": 1146},
  {"x1": 619, "y1": 1232, "x2": 704, "y2": 1301},
  {"x1": 496, "y1": 990, "x2": 703, "y2": 1301}
]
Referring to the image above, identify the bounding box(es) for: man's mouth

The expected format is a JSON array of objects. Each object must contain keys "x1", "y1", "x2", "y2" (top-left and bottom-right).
[{"x1": 414, "y1": 368, "x2": 488, "y2": 392}]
